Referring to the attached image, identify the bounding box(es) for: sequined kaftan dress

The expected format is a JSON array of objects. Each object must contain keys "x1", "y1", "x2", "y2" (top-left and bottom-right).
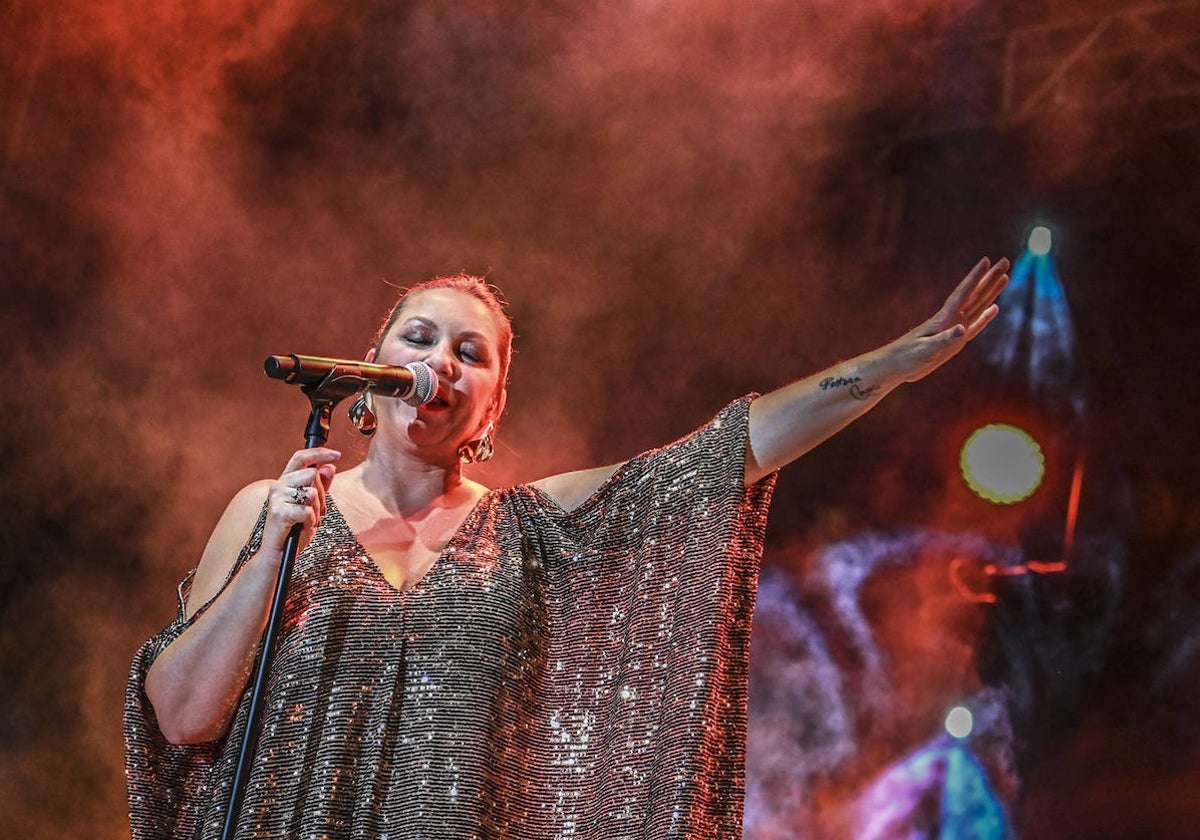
[{"x1": 126, "y1": 397, "x2": 775, "y2": 839}]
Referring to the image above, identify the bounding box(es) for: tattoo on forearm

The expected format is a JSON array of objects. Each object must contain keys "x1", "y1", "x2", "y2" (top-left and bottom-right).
[{"x1": 819, "y1": 375, "x2": 881, "y2": 401}]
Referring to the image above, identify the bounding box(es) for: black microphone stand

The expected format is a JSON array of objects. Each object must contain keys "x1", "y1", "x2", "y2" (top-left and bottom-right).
[{"x1": 219, "y1": 371, "x2": 363, "y2": 840}]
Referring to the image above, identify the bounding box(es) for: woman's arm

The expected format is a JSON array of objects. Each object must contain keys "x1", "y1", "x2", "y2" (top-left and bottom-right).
[
  {"x1": 532, "y1": 257, "x2": 1007, "y2": 507},
  {"x1": 744, "y1": 257, "x2": 1008, "y2": 485},
  {"x1": 143, "y1": 448, "x2": 339, "y2": 745}
]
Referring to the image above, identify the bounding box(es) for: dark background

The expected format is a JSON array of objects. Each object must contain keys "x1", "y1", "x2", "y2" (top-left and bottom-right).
[{"x1": 3, "y1": 1, "x2": 1198, "y2": 836}]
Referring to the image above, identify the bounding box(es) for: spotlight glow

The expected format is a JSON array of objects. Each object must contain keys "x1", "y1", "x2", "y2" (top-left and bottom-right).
[
  {"x1": 1028, "y1": 226, "x2": 1052, "y2": 255},
  {"x1": 960, "y1": 423, "x2": 1045, "y2": 504},
  {"x1": 945, "y1": 706, "x2": 974, "y2": 739}
]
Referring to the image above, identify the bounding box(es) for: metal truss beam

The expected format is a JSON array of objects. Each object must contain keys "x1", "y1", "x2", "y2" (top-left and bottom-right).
[{"x1": 866, "y1": 0, "x2": 1200, "y2": 157}]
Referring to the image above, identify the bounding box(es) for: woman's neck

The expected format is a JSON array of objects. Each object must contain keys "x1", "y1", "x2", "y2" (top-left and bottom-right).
[{"x1": 348, "y1": 443, "x2": 467, "y2": 516}]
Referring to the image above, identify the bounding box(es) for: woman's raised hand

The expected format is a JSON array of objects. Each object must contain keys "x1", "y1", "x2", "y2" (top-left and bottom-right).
[
  {"x1": 891, "y1": 256, "x2": 1009, "y2": 384},
  {"x1": 263, "y1": 448, "x2": 341, "y2": 557}
]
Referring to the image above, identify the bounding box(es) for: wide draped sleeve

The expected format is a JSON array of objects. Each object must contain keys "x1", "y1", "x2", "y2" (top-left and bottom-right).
[
  {"x1": 492, "y1": 394, "x2": 777, "y2": 838},
  {"x1": 123, "y1": 507, "x2": 266, "y2": 840}
]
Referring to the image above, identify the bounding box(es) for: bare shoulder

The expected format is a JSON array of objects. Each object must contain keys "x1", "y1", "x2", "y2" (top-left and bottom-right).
[
  {"x1": 184, "y1": 479, "x2": 274, "y2": 619},
  {"x1": 530, "y1": 463, "x2": 622, "y2": 513}
]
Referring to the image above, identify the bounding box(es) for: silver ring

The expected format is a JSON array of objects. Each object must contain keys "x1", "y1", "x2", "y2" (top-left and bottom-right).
[{"x1": 291, "y1": 487, "x2": 307, "y2": 505}]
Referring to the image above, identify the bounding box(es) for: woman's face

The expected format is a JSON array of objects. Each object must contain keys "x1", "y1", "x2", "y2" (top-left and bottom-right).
[{"x1": 369, "y1": 288, "x2": 507, "y2": 459}]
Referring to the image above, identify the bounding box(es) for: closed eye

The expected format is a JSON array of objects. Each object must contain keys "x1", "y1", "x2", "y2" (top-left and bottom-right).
[
  {"x1": 459, "y1": 343, "x2": 489, "y2": 364},
  {"x1": 402, "y1": 329, "x2": 434, "y2": 347}
]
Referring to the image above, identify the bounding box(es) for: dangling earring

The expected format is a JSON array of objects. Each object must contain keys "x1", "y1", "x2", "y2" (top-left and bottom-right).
[
  {"x1": 349, "y1": 390, "x2": 377, "y2": 436},
  {"x1": 457, "y1": 423, "x2": 495, "y2": 464}
]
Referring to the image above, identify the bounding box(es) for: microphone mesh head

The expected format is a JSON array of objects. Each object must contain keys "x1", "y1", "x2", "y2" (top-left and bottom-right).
[{"x1": 403, "y1": 361, "x2": 438, "y2": 406}]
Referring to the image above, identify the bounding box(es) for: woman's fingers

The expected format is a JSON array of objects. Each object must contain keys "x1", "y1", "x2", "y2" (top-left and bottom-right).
[
  {"x1": 264, "y1": 448, "x2": 341, "y2": 554},
  {"x1": 959, "y1": 258, "x2": 1009, "y2": 322},
  {"x1": 935, "y1": 257, "x2": 1008, "y2": 334},
  {"x1": 946, "y1": 257, "x2": 992, "y2": 311},
  {"x1": 279, "y1": 449, "x2": 341, "y2": 501},
  {"x1": 280, "y1": 447, "x2": 341, "y2": 476},
  {"x1": 315, "y1": 463, "x2": 335, "y2": 519},
  {"x1": 966, "y1": 302, "x2": 1001, "y2": 339}
]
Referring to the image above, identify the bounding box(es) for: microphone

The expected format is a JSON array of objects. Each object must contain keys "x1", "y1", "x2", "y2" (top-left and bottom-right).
[{"x1": 264, "y1": 354, "x2": 438, "y2": 406}]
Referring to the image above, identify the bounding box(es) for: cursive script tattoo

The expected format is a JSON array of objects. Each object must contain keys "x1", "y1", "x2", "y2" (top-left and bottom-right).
[
  {"x1": 818, "y1": 375, "x2": 879, "y2": 401},
  {"x1": 819, "y1": 375, "x2": 860, "y2": 390}
]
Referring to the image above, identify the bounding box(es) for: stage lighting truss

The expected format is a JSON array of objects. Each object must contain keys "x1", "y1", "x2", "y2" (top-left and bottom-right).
[{"x1": 804, "y1": 1, "x2": 1200, "y2": 162}]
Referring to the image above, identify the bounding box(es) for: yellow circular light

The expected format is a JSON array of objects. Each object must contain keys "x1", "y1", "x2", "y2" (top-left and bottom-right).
[{"x1": 960, "y1": 423, "x2": 1045, "y2": 504}]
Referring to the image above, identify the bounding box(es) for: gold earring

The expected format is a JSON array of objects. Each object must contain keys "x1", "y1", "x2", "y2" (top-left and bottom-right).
[{"x1": 348, "y1": 391, "x2": 377, "y2": 436}]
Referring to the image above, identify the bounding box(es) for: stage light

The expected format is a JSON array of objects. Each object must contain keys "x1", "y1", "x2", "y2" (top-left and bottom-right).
[
  {"x1": 960, "y1": 423, "x2": 1045, "y2": 504},
  {"x1": 945, "y1": 705, "x2": 973, "y2": 739},
  {"x1": 1028, "y1": 226, "x2": 1052, "y2": 255}
]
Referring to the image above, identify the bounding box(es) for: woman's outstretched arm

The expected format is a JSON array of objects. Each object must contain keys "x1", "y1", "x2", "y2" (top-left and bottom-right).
[{"x1": 744, "y1": 256, "x2": 1009, "y2": 485}]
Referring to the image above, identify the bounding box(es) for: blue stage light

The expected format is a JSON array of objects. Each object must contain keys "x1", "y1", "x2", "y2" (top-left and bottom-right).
[{"x1": 1028, "y1": 225, "x2": 1052, "y2": 255}]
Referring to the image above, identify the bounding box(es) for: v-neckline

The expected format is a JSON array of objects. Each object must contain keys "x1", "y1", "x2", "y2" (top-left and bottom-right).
[{"x1": 327, "y1": 491, "x2": 495, "y2": 594}]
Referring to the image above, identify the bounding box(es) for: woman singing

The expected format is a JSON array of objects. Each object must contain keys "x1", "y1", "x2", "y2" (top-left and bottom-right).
[{"x1": 127, "y1": 257, "x2": 1008, "y2": 839}]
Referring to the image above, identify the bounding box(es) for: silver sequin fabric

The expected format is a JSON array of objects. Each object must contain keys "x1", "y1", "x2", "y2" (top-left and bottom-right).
[{"x1": 125, "y1": 397, "x2": 775, "y2": 839}]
